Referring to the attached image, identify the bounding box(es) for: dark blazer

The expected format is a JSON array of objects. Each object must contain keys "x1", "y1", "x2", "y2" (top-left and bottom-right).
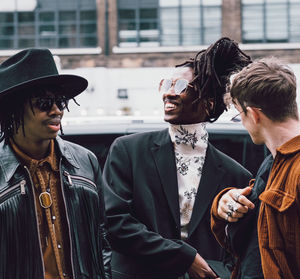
[{"x1": 103, "y1": 128, "x2": 251, "y2": 279}]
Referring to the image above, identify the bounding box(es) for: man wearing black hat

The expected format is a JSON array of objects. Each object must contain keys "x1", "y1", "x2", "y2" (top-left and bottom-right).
[
  {"x1": 103, "y1": 38, "x2": 252, "y2": 279},
  {"x1": 0, "y1": 48, "x2": 111, "y2": 279}
]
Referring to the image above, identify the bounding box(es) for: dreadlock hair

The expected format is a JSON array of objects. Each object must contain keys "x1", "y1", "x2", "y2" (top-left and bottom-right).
[
  {"x1": 0, "y1": 85, "x2": 78, "y2": 144},
  {"x1": 176, "y1": 37, "x2": 252, "y2": 122}
]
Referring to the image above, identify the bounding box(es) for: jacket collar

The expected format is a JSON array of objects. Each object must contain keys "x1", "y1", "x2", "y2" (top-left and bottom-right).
[
  {"x1": 188, "y1": 144, "x2": 225, "y2": 236},
  {"x1": 0, "y1": 136, "x2": 79, "y2": 183},
  {"x1": 55, "y1": 136, "x2": 80, "y2": 169},
  {"x1": 277, "y1": 134, "x2": 300, "y2": 155},
  {"x1": 151, "y1": 129, "x2": 181, "y2": 228},
  {"x1": 151, "y1": 129, "x2": 225, "y2": 235},
  {"x1": 0, "y1": 140, "x2": 20, "y2": 183}
]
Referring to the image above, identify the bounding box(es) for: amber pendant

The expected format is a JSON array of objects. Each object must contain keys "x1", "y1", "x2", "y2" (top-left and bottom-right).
[{"x1": 39, "y1": 192, "x2": 53, "y2": 208}]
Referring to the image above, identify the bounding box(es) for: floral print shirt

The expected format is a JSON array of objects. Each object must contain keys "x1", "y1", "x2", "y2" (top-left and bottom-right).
[{"x1": 169, "y1": 122, "x2": 208, "y2": 240}]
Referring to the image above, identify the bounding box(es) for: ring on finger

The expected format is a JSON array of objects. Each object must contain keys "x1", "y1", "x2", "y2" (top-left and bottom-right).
[
  {"x1": 227, "y1": 200, "x2": 238, "y2": 212},
  {"x1": 234, "y1": 193, "x2": 242, "y2": 202},
  {"x1": 226, "y1": 210, "x2": 233, "y2": 217}
]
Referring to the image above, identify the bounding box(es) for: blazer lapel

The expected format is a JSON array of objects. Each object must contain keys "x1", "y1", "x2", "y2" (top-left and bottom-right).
[
  {"x1": 188, "y1": 144, "x2": 225, "y2": 237},
  {"x1": 151, "y1": 129, "x2": 180, "y2": 228}
]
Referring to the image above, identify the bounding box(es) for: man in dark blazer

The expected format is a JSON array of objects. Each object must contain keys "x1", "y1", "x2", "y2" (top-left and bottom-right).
[{"x1": 103, "y1": 38, "x2": 252, "y2": 279}]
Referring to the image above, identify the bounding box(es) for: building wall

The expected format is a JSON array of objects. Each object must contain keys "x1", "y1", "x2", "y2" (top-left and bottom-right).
[
  {"x1": 222, "y1": 0, "x2": 241, "y2": 41},
  {"x1": 1, "y1": 0, "x2": 300, "y2": 69},
  {"x1": 55, "y1": 0, "x2": 300, "y2": 69}
]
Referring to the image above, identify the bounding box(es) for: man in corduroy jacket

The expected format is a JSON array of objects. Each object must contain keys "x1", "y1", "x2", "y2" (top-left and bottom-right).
[{"x1": 211, "y1": 57, "x2": 300, "y2": 279}]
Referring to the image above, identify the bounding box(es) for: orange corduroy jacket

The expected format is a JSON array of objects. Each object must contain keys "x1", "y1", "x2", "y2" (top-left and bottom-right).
[{"x1": 211, "y1": 135, "x2": 300, "y2": 279}]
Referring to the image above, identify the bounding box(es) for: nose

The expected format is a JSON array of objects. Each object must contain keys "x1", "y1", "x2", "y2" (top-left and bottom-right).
[
  {"x1": 49, "y1": 102, "x2": 63, "y2": 115},
  {"x1": 162, "y1": 85, "x2": 177, "y2": 98},
  {"x1": 167, "y1": 84, "x2": 176, "y2": 94}
]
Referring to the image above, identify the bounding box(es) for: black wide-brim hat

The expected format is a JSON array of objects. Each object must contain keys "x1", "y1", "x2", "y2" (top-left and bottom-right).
[{"x1": 0, "y1": 48, "x2": 88, "y2": 100}]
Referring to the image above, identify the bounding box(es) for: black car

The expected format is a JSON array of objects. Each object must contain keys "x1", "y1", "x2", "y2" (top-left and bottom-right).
[{"x1": 62, "y1": 116, "x2": 268, "y2": 176}]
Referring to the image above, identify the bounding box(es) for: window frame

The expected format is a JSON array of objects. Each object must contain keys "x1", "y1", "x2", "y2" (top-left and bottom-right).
[
  {"x1": 0, "y1": 0, "x2": 98, "y2": 50},
  {"x1": 241, "y1": 0, "x2": 300, "y2": 43},
  {"x1": 117, "y1": 0, "x2": 222, "y2": 48}
]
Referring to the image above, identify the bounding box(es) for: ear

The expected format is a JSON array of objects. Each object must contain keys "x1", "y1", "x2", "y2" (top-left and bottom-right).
[
  {"x1": 204, "y1": 98, "x2": 214, "y2": 110},
  {"x1": 246, "y1": 107, "x2": 260, "y2": 124},
  {"x1": 207, "y1": 99, "x2": 214, "y2": 110},
  {"x1": 203, "y1": 98, "x2": 214, "y2": 115}
]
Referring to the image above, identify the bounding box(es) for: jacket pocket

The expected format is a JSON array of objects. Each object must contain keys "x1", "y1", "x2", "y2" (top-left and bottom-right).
[
  {"x1": 0, "y1": 180, "x2": 26, "y2": 203},
  {"x1": 259, "y1": 189, "x2": 296, "y2": 251},
  {"x1": 260, "y1": 189, "x2": 295, "y2": 212},
  {"x1": 63, "y1": 171, "x2": 97, "y2": 192}
]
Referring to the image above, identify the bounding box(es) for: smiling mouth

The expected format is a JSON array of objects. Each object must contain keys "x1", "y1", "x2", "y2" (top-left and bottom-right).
[{"x1": 164, "y1": 102, "x2": 178, "y2": 112}]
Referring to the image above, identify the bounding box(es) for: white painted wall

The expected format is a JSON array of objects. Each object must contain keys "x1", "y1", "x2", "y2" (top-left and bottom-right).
[{"x1": 61, "y1": 64, "x2": 300, "y2": 123}]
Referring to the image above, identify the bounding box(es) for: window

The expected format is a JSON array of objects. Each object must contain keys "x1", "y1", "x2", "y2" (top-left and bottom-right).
[
  {"x1": 117, "y1": 0, "x2": 221, "y2": 48},
  {"x1": 118, "y1": 1, "x2": 159, "y2": 47},
  {"x1": 0, "y1": 0, "x2": 98, "y2": 50},
  {"x1": 242, "y1": 0, "x2": 300, "y2": 43},
  {"x1": 117, "y1": 88, "x2": 129, "y2": 99}
]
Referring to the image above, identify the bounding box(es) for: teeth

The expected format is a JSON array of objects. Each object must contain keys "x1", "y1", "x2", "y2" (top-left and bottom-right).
[{"x1": 165, "y1": 103, "x2": 176, "y2": 109}]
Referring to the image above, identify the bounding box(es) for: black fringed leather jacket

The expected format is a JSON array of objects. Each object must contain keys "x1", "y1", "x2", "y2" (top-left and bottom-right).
[{"x1": 0, "y1": 136, "x2": 111, "y2": 279}]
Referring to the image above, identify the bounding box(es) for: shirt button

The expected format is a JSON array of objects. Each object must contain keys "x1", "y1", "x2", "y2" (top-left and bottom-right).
[
  {"x1": 52, "y1": 216, "x2": 56, "y2": 221},
  {"x1": 58, "y1": 244, "x2": 61, "y2": 249},
  {"x1": 63, "y1": 273, "x2": 66, "y2": 277}
]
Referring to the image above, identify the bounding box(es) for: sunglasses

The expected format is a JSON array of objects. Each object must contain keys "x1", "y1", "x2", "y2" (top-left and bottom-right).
[
  {"x1": 32, "y1": 96, "x2": 69, "y2": 112},
  {"x1": 159, "y1": 79, "x2": 193, "y2": 95}
]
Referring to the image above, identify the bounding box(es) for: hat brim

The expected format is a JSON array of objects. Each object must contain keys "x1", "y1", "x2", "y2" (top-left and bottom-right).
[{"x1": 0, "y1": 74, "x2": 88, "y2": 100}]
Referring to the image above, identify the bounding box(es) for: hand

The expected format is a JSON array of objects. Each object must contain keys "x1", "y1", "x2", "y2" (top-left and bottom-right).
[
  {"x1": 188, "y1": 253, "x2": 219, "y2": 279},
  {"x1": 217, "y1": 187, "x2": 255, "y2": 222}
]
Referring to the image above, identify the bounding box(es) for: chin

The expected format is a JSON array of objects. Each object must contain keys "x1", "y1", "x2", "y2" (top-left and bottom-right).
[
  {"x1": 164, "y1": 115, "x2": 179, "y2": 124},
  {"x1": 250, "y1": 136, "x2": 264, "y2": 145},
  {"x1": 47, "y1": 132, "x2": 59, "y2": 139}
]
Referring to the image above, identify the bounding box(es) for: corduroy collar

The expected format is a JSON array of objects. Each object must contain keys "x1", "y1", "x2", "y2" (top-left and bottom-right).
[{"x1": 277, "y1": 134, "x2": 300, "y2": 155}]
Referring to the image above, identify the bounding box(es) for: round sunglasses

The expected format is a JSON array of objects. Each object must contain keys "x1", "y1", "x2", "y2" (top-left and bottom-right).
[
  {"x1": 32, "y1": 96, "x2": 69, "y2": 112},
  {"x1": 159, "y1": 79, "x2": 193, "y2": 95}
]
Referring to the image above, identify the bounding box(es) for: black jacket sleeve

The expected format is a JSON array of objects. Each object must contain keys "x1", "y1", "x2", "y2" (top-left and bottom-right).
[
  {"x1": 226, "y1": 154, "x2": 273, "y2": 279},
  {"x1": 93, "y1": 155, "x2": 112, "y2": 279}
]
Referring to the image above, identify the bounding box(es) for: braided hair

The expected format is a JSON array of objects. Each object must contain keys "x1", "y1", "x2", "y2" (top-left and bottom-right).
[
  {"x1": 176, "y1": 37, "x2": 252, "y2": 122},
  {"x1": 0, "y1": 87, "x2": 31, "y2": 144}
]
